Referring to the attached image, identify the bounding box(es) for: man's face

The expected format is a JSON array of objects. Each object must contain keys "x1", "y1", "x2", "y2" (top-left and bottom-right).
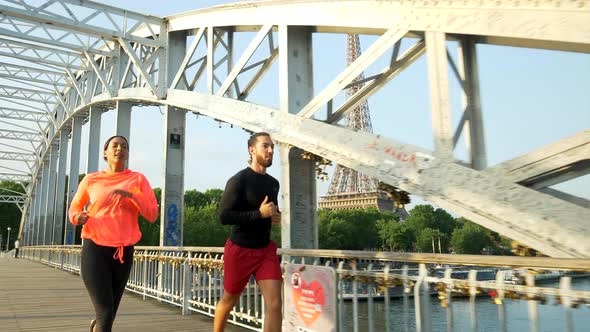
[{"x1": 250, "y1": 135, "x2": 274, "y2": 167}]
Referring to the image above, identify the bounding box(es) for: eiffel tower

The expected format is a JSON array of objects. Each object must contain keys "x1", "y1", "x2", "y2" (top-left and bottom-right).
[{"x1": 318, "y1": 34, "x2": 408, "y2": 218}]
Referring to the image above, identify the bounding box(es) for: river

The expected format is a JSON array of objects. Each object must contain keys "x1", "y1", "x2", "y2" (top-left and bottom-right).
[{"x1": 340, "y1": 278, "x2": 590, "y2": 331}]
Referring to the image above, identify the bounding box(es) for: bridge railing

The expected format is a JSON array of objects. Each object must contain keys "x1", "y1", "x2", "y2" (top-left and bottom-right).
[{"x1": 19, "y1": 246, "x2": 590, "y2": 332}]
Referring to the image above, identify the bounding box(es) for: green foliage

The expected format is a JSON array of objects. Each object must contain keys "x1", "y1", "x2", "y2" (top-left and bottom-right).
[
  {"x1": 137, "y1": 187, "x2": 161, "y2": 246},
  {"x1": 405, "y1": 204, "x2": 456, "y2": 236},
  {"x1": 271, "y1": 223, "x2": 281, "y2": 246},
  {"x1": 184, "y1": 189, "x2": 223, "y2": 210},
  {"x1": 415, "y1": 228, "x2": 448, "y2": 253},
  {"x1": 318, "y1": 208, "x2": 387, "y2": 250},
  {"x1": 7, "y1": 177, "x2": 512, "y2": 257},
  {"x1": 319, "y1": 217, "x2": 354, "y2": 249},
  {"x1": 377, "y1": 218, "x2": 414, "y2": 251},
  {"x1": 451, "y1": 220, "x2": 491, "y2": 254},
  {"x1": 0, "y1": 181, "x2": 26, "y2": 247},
  {"x1": 184, "y1": 203, "x2": 230, "y2": 247}
]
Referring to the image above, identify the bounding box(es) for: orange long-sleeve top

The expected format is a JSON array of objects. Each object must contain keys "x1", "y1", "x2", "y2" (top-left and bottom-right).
[{"x1": 68, "y1": 169, "x2": 158, "y2": 249}]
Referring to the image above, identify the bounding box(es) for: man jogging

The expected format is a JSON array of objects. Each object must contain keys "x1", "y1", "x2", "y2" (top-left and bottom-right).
[{"x1": 214, "y1": 132, "x2": 282, "y2": 332}]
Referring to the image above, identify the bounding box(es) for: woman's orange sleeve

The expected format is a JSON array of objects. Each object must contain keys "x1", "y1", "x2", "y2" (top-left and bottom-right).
[{"x1": 68, "y1": 176, "x2": 89, "y2": 225}]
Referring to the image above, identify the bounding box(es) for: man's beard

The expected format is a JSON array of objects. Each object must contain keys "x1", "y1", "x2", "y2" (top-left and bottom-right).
[{"x1": 256, "y1": 154, "x2": 273, "y2": 167}]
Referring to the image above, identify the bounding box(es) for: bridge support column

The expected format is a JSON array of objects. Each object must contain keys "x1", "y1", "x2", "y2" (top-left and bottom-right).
[
  {"x1": 37, "y1": 162, "x2": 49, "y2": 244},
  {"x1": 115, "y1": 101, "x2": 132, "y2": 140},
  {"x1": 458, "y1": 36, "x2": 486, "y2": 170},
  {"x1": 161, "y1": 107, "x2": 186, "y2": 246},
  {"x1": 64, "y1": 117, "x2": 82, "y2": 244},
  {"x1": 44, "y1": 146, "x2": 58, "y2": 244},
  {"x1": 53, "y1": 131, "x2": 69, "y2": 245},
  {"x1": 160, "y1": 30, "x2": 187, "y2": 246},
  {"x1": 31, "y1": 177, "x2": 41, "y2": 245},
  {"x1": 278, "y1": 26, "x2": 318, "y2": 249},
  {"x1": 86, "y1": 107, "x2": 102, "y2": 174},
  {"x1": 426, "y1": 31, "x2": 453, "y2": 159}
]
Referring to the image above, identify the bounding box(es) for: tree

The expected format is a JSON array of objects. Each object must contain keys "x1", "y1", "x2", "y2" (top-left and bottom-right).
[
  {"x1": 0, "y1": 181, "x2": 25, "y2": 248},
  {"x1": 203, "y1": 189, "x2": 223, "y2": 205},
  {"x1": 137, "y1": 188, "x2": 161, "y2": 246},
  {"x1": 415, "y1": 228, "x2": 447, "y2": 253},
  {"x1": 318, "y1": 216, "x2": 355, "y2": 249},
  {"x1": 184, "y1": 203, "x2": 230, "y2": 247},
  {"x1": 184, "y1": 189, "x2": 207, "y2": 209},
  {"x1": 405, "y1": 204, "x2": 456, "y2": 237},
  {"x1": 317, "y1": 208, "x2": 387, "y2": 250},
  {"x1": 451, "y1": 221, "x2": 490, "y2": 254},
  {"x1": 377, "y1": 218, "x2": 414, "y2": 251}
]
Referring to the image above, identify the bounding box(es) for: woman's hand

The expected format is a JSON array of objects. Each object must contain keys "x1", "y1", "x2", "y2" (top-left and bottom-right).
[
  {"x1": 76, "y1": 211, "x2": 89, "y2": 226},
  {"x1": 109, "y1": 189, "x2": 133, "y2": 199}
]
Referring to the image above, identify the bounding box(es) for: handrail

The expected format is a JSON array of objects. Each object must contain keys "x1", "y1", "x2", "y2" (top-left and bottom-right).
[{"x1": 24, "y1": 245, "x2": 590, "y2": 271}]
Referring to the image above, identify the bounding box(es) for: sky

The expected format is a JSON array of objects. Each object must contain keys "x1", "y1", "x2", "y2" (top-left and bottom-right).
[{"x1": 75, "y1": 0, "x2": 590, "y2": 210}]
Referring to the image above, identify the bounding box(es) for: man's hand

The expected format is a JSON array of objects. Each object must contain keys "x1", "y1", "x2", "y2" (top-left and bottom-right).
[
  {"x1": 259, "y1": 195, "x2": 276, "y2": 219},
  {"x1": 76, "y1": 211, "x2": 89, "y2": 226},
  {"x1": 271, "y1": 211, "x2": 281, "y2": 225}
]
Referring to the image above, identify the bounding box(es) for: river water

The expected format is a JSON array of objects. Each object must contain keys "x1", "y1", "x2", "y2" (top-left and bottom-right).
[{"x1": 340, "y1": 278, "x2": 590, "y2": 332}]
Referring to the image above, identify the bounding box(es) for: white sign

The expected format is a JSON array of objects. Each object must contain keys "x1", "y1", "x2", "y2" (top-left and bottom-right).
[{"x1": 283, "y1": 263, "x2": 337, "y2": 332}]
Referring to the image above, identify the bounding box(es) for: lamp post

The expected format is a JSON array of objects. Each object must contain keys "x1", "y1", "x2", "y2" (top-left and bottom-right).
[{"x1": 6, "y1": 227, "x2": 11, "y2": 251}]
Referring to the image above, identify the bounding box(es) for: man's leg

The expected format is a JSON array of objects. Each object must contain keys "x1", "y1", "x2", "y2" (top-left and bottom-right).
[
  {"x1": 214, "y1": 291, "x2": 241, "y2": 332},
  {"x1": 257, "y1": 279, "x2": 282, "y2": 332},
  {"x1": 215, "y1": 240, "x2": 250, "y2": 332}
]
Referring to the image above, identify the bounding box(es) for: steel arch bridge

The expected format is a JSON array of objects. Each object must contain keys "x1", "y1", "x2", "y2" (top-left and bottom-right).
[{"x1": 0, "y1": 0, "x2": 588, "y2": 257}]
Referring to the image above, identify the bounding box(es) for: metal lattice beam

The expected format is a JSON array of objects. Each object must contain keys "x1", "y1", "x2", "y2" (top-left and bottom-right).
[
  {"x1": 1, "y1": 0, "x2": 586, "y2": 259},
  {"x1": 0, "y1": 128, "x2": 42, "y2": 142},
  {"x1": 0, "y1": 107, "x2": 49, "y2": 123},
  {"x1": 0, "y1": 0, "x2": 164, "y2": 47},
  {"x1": 166, "y1": 90, "x2": 590, "y2": 258},
  {"x1": 0, "y1": 173, "x2": 30, "y2": 182}
]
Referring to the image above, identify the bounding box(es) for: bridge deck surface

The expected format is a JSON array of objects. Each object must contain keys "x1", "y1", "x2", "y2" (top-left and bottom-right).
[{"x1": 0, "y1": 257, "x2": 247, "y2": 332}]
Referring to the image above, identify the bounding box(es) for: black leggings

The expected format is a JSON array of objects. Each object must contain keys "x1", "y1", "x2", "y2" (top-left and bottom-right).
[{"x1": 81, "y1": 239, "x2": 134, "y2": 332}]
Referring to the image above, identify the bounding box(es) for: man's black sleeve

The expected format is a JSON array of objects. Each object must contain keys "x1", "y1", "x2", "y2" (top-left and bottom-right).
[{"x1": 219, "y1": 175, "x2": 261, "y2": 225}]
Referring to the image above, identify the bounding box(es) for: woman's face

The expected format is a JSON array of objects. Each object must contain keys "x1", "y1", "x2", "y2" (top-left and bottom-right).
[{"x1": 104, "y1": 137, "x2": 129, "y2": 164}]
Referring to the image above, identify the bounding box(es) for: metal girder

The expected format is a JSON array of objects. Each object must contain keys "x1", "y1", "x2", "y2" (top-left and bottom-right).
[
  {"x1": 167, "y1": 1, "x2": 590, "y2": 53},
  {"x1": 0, "y1": 150, "x2": 36, "y2": 162},
  {"x1": 0, "y1": 72, "x2": 68, "y2": 89},
  {"x1": 1, "y1": 0, "x2": 585, "y2": 262},
  {"x1": 0, "y1": 24, "x2": 113, "y2": 57},
  {"x1": 297, "y1": 28, "x2": 407, "y2": 118},
  {"x1": 0, "y1": 61, "x2": 67, "y2": 87},
  {"x1": 170, "y1": 27, "x2": 205, "y2": 90},
  {"x1": 0, "y1": 84, "x2": 57, "y2": 104},
  {"x1": 0, "y1": 128, "x2": 42, "y2": 142},
  {"x1": 0, "y1": 0, "x2": 164, "y2": 47},
  {"x1": 0, "y1": 173, "x2": 30, "y2": 182},
  {"x1": 0, "y1": 164, "x2": 28, "y2": 174},
  {"x1": 217, "y1": 24, "x2": 273, "y2": 97},
  {"x1": 117, "y1": 38, "x2": 161, "y2": 97},
  {"x1": 0, "y1": 38, "x2": 85, "y2": 70},
  {"x1": 83, "y1": 51, "x2": 113, "y2": 98},
  {"x1": 539, "y1": 187, "x2": 589, "y2": 209},
  {"x1": 0, "y1": 107, "x2": 49, "y2": 123},
  {"x1": 166, "y1": 90, "x2": 590, "y2": 258},
  {"x1": 485, "y1": 130, "x2": 590, "y2": 188},
  {"x1": 0, "y1": 194, "x2": 26, "y2": 205},
  {"x1": 326, "y1": 40, "x2": 426, "y2": 124}
]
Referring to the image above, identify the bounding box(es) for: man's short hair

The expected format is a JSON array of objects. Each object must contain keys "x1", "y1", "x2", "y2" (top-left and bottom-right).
[{"x1": 247, "y1": 132, "x2": 270, "y2": 148}]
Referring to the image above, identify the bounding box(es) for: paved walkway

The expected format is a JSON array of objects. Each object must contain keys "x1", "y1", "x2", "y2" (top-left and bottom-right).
[{"x1": 0, "y1": 257, "x2": 248, "y2": 331}]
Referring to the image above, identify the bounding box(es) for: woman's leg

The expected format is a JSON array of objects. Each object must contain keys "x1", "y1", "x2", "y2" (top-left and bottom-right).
[
  {"x1": 81, "y1": 240, "x2": 115, "y2": 332},
  {"x1": 110, "y1": 246, "x2": 134, "y2": 320}
]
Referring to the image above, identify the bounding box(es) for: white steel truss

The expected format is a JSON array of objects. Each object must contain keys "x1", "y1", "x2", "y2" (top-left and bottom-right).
[{"x1": 0, "y1": 0, "x2": 587, "y2": 258}]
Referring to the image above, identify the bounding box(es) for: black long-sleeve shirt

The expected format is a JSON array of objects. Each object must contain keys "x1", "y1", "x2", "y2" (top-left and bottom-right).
[{"x1": 219, "y1": 167, "x2": 280, "y2": 248}]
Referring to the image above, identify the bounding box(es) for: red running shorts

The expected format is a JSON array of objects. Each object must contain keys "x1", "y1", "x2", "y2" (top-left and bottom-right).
[{"x1": 222, "y1": 239, "x2": 282, "y2": 294}]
